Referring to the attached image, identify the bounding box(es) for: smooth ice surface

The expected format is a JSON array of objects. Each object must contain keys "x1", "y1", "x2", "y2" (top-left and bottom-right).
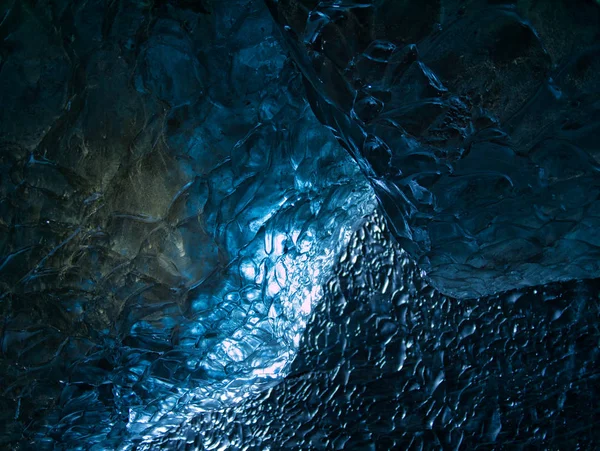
[{"x1": 267, "y1": 0, "x2": 600, "y2": 298}]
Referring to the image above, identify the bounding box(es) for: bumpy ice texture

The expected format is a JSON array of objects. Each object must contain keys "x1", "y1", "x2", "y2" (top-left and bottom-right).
[
  {"x1": 1, "y1": 0, "x2": 600, "y2": 449},
  {"x1": 0, "y1": 0, "x2": 373, "y2": 447},
  {"x1": 144, "y1": 212, "x2": 600, "y2": 450},
  {"x1": 266, "y1": 0, "x2": 600, "y2": 298}
]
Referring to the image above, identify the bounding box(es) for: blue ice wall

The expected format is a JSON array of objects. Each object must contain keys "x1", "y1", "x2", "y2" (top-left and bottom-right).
[
  {"x1": 153, "y1": 211, "x2": 600, "y2": 450},
  {"x1": 1, "y1": 0, "x2": 599, "y2": 449},
  {"x1": 267, "y1": 0, "x2": 600, "y2": 299},
  {"x1": 0, "y1": 0, "x2": 374, "y2": 447}
]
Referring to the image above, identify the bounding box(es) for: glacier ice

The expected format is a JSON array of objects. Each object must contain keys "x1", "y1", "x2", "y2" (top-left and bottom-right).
[
  {"x1": 1, "y1": 0, "x2": 599, "y2": 449},
  {"x1": 152, "y1": 211, "x2": 600, "y2": 449},
  {"x1": 0, "y1": 0, "x2": 374, "y2": 447},
  {"x1": 266, "y1": 0, "x2": 600, "y2": 299}
]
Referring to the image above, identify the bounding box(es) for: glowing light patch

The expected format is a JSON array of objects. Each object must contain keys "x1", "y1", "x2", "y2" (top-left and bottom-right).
[{"x1": 252, "y1": 355, "x2": 290, "y2": 378}]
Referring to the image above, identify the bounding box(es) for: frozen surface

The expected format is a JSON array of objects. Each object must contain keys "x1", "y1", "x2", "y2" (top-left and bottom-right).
[
  {"x1": 0, "y1": 0, "x2": 373, "y2": 447},
  {"x1": 267, "y1": 0, "x2": 600, "y2": 298},
  {"x1": 144, "y1": 212, "x2": 600, "y2": 450},
  {"x1": 1, "y1": 0, "x2": 599, "y2": 449}
]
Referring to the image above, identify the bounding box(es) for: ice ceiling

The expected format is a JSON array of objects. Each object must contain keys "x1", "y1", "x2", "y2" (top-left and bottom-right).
[{"x1": 0, "y1": 0, "x2": 599, "y2": 449}]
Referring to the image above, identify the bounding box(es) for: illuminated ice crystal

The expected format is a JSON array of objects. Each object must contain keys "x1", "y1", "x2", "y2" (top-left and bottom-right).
[
  {"x1": 0, "y1": 0, "x2": 373, "y2": 447},
  {"x1": 1, "y1": 0, "x2": 600, "y2": 449}
]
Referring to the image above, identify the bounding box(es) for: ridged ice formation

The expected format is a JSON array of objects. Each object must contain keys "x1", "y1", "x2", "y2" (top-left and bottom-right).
[
  {"x1": 144, "y1": 211, "x2": 600, "y2": 450},
  {"x1": 267, "y1": 0, "x2": 600, "y2": 298},
  {"x1": 0, "y1": 1, "x2": 373, "y2": 447},
  {"x1": 1, "y1": 0, "x2": 599, "y2": 449}
]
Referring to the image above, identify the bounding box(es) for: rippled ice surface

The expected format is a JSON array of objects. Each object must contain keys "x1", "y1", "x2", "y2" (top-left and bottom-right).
[
  {"x1": 1, "y1": 0, "x2": 599, "y2": 449},
  {"x1": 0, "y1": 0, "x2": 373, "y2": 447},
  {"x1": 268, "y1": 0, "x2": 600, "y2": 299},
  {"x1": 153, "y1": 212, "x2": 600, "y2": 450}
]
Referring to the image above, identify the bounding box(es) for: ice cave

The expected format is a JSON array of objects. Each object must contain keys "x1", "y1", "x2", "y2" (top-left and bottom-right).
[{"x1": 1, "y1": 0, "x2": 599, "y2": 449}]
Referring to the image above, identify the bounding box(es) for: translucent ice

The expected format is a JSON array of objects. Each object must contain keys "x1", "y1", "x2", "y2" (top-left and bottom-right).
[
  {"x1": 267, "y1": 0, "x2": 600, "y2": 298},
  {"x1": 1, "y1": 0, "x2": 600, "y2": 449},
  {"x1": 149, "y1": 211, "x2": 600, "y2": 449},
  {"x1": 0, "y1": 0, "x2": 373, "y2": 447}
]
